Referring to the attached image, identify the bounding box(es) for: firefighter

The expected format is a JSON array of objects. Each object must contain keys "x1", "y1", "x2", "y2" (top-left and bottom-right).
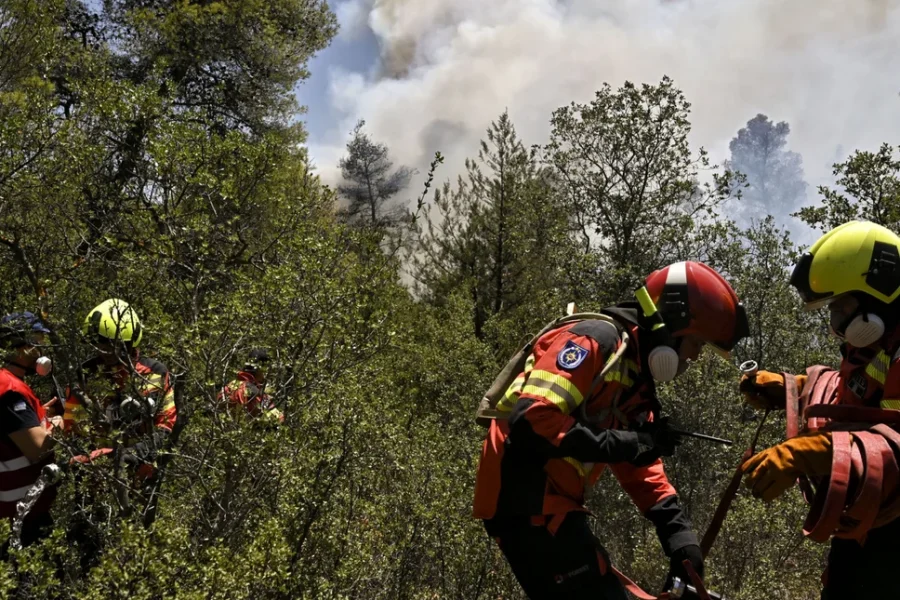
[
  {"x1": 220, "y1": 348, "x2": 284, "y2": 426},
  {"x1": 740, "y1": 221, "x2": 900, "y2": 598},
  {"x1": 473, "y1": 261, "x2": 749, "y2": 599},
  {"x1": 0, "y1": 312, "x2": 60, "y2": 548},
  {"x1": 64, "y1": 299, "x2": 176, "y2": 475}
]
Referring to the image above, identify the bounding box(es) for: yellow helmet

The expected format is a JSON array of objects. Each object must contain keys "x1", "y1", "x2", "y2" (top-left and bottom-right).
[
  {"x1": 83, "y1": 299, "x2": 143, "y2": 347},
  {"x1": 790, "y1": 221, "x2": 900, "y2": 310}
]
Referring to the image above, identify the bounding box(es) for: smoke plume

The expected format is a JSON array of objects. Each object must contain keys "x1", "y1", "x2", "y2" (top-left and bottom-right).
[{"x1": 309, "y1": 0, "x2": 900, "y2": 227}]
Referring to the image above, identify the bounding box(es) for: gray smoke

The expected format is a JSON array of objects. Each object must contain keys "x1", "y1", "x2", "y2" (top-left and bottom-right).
[{"x1": 310, "y1": 0, "x2": 900, "y2": 230}]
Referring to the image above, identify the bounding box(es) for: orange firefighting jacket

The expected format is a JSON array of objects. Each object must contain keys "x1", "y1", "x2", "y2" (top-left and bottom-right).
[
  {"x1": 473, "y1": 307, "x2": 678, "y2": 521},
  {"x1": 63, "y1": 353, "x2": 177, "y2": 445},
  {"x1": 219, "y1": 371, "x2": 284, "y2": 425},
  {"x1": 834, "y1": 326, "x2": 900, "y2": 409},
  {"x1": 777, "y1": 324, "x2": 900, "y2": 543}
]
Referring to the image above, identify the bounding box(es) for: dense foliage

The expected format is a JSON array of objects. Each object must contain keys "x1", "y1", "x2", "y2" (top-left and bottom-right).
[{"x1": 1, "y1": 1, "x2": 898, "y2": 598}]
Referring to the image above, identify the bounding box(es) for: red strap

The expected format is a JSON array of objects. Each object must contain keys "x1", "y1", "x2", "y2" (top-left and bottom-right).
[
  {"x1": 871, "y1": 423, "x2": 900, "y2": 450},
  {"x1": 700, "y1": 408, "x2": 770, "y2": 558},
  {"x1": 611, "y1": 567, "x2": 668, "y2": 600},
  {"x1": 841, "y1": 431, "x2": 884, "y2": 539},
  {"x1": 803, "y1": 431, "x2": 852, "y2": 542},
  {"x1": 806, "y1": 404, "x2": 900, "y2": 425},
  {"x1": 803, "y1": 367, "x2": 839, "y2": 431},
  {"x1": 683, "y1": 559, "x2": 711, "y2": 600},
  {"x1": 700, "y1": 452, "x2": 749, "y2": 558},
  {"x1": 610, "y1": 562, "x2": 710, "y2": 599},
  {"x1": 785, "y1": 372, "x2": 801, "y2": 438},
  {"x1": 870, "y1": 424, "x2": 900, "y2": 528}
]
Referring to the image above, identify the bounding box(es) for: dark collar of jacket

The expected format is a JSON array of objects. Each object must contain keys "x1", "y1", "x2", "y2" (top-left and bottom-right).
[
  {"x1": 600, "y1": 302, "x2": 658, "y2": 406},
  {"x1": 82, "y1": 350, "x2": 142, "y2": 377}
]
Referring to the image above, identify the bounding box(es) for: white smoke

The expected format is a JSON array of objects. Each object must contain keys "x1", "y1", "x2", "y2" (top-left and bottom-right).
[{"x1": 309, "y1": 0, "x2": 900, "y2": 231}]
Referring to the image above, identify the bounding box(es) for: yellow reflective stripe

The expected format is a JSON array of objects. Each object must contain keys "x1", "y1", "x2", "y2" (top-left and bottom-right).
[
  {"x1": 497, "y1": 353, "x2": 540, "y2": 412},
  {"x1": 521, "y1": 370, "x2": 584, "y2": 414},
  {"x1": 563, "y1": 457, "x2": 588, "y2": 477},
  {"x1": 160, "y1": 392, "x2": 176, "y2": 412},
  {"x1": 497, "y1": 373, "x2": 527, "y2": 412},
  {"x1": 867, "y1": 368, "x2": 886, "y2": 385},
  {"x1": 603, "y1": 367, "x2": 634, "y2": 388},
  {"x1": 496, "y1": 394, "x2": 517, "y2": 412},
  {"x1": 495, "y1": 400, "x2": 515, "y2": 413},
  {"x1": 881, "y1": 399, "x2": 900, "y2": 410},
  {"x1": 866, "y1": 351, "x2": 890, "y2": 385},
  {"x1": 64, "y1": 401, "x2": 88, "y2": 421},
  {"x1": 521, "y1": 383, "x2": 573, "y2": 413},
  {"x1": 604, "y1": 370, "x2": 622, "y2": 383},
  {"x1": 142, "y1": 374, "x2": 166, "y2": 392},
  {"x1": 528, "y1": 370, "x2": 584, "y2": 406}
]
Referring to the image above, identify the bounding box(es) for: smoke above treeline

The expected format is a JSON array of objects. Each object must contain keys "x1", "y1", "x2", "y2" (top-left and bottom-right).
[{"x1": 307, "y1": 0, "x2": 900, "y2": 231}]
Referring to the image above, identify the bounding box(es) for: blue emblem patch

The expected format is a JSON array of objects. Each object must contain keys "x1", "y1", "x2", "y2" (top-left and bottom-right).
[{"x1": 557, "y1": 340, "x2": 589, "y2": 370}]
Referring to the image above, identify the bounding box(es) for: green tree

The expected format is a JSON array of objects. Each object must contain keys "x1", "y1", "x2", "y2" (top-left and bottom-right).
[
  {"x1": 545, "y1": 77, "x2": 738, "y2": 301},
  {"x1": 0, "y1": 8, "x2": 853, "y2": 595},
  {"x1": 337, "y1": 119, "x2": 414, "y2": 228},
  {"x1": 413, "y1": 111, "x2": 572, "y2": 343},
  {"x1": 795, "y1": 143, "x2": 900, "y2": 232}
]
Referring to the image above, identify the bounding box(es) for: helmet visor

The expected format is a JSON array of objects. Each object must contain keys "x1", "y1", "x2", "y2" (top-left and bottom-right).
[{"x1": 790, "y1": 253, "x2": 835, "y2": 310}]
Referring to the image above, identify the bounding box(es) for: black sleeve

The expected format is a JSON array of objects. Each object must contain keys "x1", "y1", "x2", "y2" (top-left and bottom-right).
[
  {"x1": 569, "y1": 320, "x2": 620, "y2": 355},
  {"x1": 506, "y1": 398, "x2": 649, "y2": 465},
  {"x1": 554, "y1": 422, "x2": 647, "y2": 464},
  {"x1": 644, "y1": 495, "x2": 699, "y2": 555},
  {"x1": 0, "y1": 392, "x2": 40, "y2": 436},
  {"x1": 126, "y1": 429, "x2": 170, "y2": 462}
]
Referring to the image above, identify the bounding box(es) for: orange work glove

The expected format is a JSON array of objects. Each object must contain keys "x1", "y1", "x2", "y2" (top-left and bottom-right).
[
  {"x1": 739, "y1": 371, "x2": 807, "y2": 411},
  {"x1": 742, "y1": 432, "x2": 833, "y2": 502}
]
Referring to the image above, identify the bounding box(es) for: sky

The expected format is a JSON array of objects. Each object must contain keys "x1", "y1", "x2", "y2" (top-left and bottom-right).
[{"x1": 296, "y1": 0, "x2": 900, "y2": 236}]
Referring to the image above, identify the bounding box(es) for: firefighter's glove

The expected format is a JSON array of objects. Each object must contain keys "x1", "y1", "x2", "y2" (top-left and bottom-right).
[
  {"x1": 633, "y1": 417, "x2": 683, "y2": 467},
  {"x1": 665, "y1": 544, "x2": 705, "y2": 591},
  {"x1": 742, "y1": 432, "x2": 832, "y2": 502},
  {"x1": 739, "y1": 371, "x2": 807, "y2": 411}
]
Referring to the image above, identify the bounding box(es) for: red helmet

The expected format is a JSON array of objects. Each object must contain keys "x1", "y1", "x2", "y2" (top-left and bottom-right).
[{"x1": 644, "y1": 261, "x2": 749, "y2": 355}]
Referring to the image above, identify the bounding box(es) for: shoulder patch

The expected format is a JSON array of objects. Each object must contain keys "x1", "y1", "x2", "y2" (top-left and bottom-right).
[
  {"x1": 558, "y1": 340, "x2": 589, "y2": 370},
  {"x1": 569, "y1": 320, "x2": 620, "y2": 356}
]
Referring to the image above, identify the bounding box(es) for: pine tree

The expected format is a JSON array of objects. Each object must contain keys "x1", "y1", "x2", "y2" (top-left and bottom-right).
[
  {"x1": 337, "y1": 120, "x2": 414, "y2": 228},
  {"x1": 728, "y1": 114, "x2": 807, "y2": 222}
]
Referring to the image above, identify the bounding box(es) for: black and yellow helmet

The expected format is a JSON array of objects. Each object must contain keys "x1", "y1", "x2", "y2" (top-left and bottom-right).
[
  {"x1": 83, "y1": 299, "x2": 143, "y2": 347},
  {"x1": 790, "y1": 221, "x2": 900, "y2": 310}
]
